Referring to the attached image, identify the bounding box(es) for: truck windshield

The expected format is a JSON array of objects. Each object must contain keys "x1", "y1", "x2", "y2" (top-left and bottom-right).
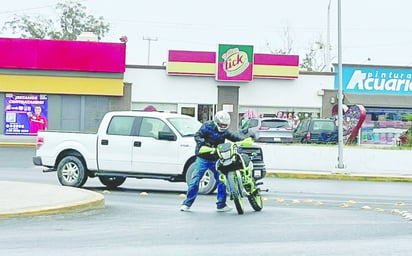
[{"x1": 167, "y1": 117, "x2": 201, "y2": 137}]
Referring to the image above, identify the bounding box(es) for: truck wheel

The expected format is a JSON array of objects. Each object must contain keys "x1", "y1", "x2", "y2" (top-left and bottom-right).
[
  {"x1": 98, "y1": 176, "x2": 126, "y2": 189},
  {"x1": 185, "y1": 162, "x2": 216, "y2": 195},
  {"x1": 57, "y1": 156, "x2": 88, "y2": 187}
]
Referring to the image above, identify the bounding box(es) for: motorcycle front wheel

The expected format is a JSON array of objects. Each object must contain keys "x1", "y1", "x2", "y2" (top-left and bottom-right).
[
  {"x1": 227, "y1": 172, "x2": 244, "y2": 215},
  {"x1": 233, "y1": 195, "x2": 244, "y2": 215},
  {"x1": 248, "y1": 191, "x2": 263, "y2": 212}
]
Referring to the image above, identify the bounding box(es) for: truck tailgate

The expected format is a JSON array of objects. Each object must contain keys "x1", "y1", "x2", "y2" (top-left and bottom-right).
[{"x1": 35, "y1": 130, "x2": 98, "y2": 168}]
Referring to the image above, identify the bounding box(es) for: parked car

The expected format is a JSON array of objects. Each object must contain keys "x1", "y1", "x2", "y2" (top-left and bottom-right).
[
  {"x1": 240, "y1": 117, "x2": 293, "y2": 143},
  {"x1": 293, "y1": 118, "x2": 338, "y2": 144}
]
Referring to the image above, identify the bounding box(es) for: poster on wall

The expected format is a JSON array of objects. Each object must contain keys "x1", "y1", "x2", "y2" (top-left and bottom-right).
[{"x1": 4, "y1": 93, "x2": 48, "y2": 135}]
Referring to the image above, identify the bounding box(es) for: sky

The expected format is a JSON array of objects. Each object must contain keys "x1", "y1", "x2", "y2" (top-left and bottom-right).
[{"x1": 1, "y1": 0, "x2": 412, "y2": 67}]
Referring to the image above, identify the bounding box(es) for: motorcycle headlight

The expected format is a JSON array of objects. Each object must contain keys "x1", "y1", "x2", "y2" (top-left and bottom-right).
[
  {"x1": 253, "y1": 169, "x2": 262, "y2": 179},
  {"x1": 220, "y1": 150, "x2": 231, "y2": 161}
]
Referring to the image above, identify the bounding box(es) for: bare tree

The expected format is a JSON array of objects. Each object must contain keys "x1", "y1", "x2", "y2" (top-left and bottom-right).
[
  {"x1": 266, "y1": 25, "x2": 330, "y2": 72},
  {"x1": 300, "y1": 38, "x2": 327, "y2": 72},
  {"x1": 267, "y1": 25, "x2": 294, "y2": 55}
]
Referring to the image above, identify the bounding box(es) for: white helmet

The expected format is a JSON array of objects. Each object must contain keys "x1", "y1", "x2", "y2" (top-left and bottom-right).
[{"x1": 214, "y1": 111, "x2": 231, "y2": 132}]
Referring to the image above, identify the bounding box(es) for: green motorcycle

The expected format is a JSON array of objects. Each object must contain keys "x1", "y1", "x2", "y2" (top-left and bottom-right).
[{"x1": 199, "y1": 138, "x2": 264, "y2": 215}]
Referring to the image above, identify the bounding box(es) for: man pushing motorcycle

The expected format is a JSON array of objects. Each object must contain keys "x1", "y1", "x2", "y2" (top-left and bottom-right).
[{"x1": 180, "y1": 110, "x2": 245, "y2": 212}]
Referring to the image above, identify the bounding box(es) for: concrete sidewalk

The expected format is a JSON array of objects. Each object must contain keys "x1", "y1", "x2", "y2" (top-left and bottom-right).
[
  {"x1": 0, "y1": 181, "x2": 104, "y2": 219},
  {"x1": 0, "y1": 136, "x2": 105, "y2": 218}
]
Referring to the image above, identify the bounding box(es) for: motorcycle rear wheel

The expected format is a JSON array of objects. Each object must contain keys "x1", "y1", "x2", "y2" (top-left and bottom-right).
[{"x1": 248, "y1": 191, "x2": 263, "y2": 211}]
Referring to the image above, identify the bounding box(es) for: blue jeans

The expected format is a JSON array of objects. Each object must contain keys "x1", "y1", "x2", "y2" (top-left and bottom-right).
[{"x1": 183, "y1": 157, "x2": 227, "y2": 209}]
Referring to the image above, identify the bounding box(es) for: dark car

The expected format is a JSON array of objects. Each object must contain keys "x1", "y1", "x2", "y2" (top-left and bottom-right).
[{"x1": 293, "y1": 118, "x2": 338, "y2": 144}]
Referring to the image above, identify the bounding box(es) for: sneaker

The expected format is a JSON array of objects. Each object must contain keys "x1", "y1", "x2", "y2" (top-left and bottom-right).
[
  {"x1": 180, "y1": 205, "x2": 191, "y2": 212},
  {"x1": 216, "y1": 205, "x2": 232, "y2": 212}
]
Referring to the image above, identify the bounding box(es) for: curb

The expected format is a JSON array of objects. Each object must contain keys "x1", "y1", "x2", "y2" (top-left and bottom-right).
[
  {"x1": 0, "y1": 142, "x2": 36, "y2": 147},
  {"x1": 0, "y1": 190, "x2": 105, "y2": 219},
  {"x1": 266, "y1": 172, "x2": 412, "y2": 182}
]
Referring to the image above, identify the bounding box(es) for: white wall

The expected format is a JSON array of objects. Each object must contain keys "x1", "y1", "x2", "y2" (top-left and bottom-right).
[
  {"x1": 125, "y1": 67, "x2": 335, "y2": 112},
  {"x1": 260, "y1": 143, "x2": 412, "y2": 176},
  {"x1": 125, "y1": 68, "x2": 217, "y2": 104},
  {"x1": 239, "y1": 74, "x2": 334, "y2": 109}
]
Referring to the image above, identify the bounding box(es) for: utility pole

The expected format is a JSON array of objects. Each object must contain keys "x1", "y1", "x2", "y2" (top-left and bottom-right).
[
  {"x1": 142, "y1": 36, "x2": 158, "y2": 65},
  {"x1": 337, "y1": 0, "x2": 345, "y2": 170},
  {"x1": 326, "y1": 0, "x2": 332, "y2": 72}
]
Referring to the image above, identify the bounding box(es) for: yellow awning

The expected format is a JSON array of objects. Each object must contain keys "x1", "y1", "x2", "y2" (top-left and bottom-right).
[
  {"x1": 253, "y1": 64, "x2": 299, "y2": 78},
  {"x1": 167, "y1": 62, "x2": 299, "y2": 79},
  {"x1": 167, "y1": 62, "x2": 216, "y2": 76},
  {"x1": 0, "y1": 74, "x2": 123, "y2": 96}
]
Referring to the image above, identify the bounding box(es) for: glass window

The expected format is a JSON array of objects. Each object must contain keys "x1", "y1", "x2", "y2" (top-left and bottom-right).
[
  {"x1": 181, "y1": 107, "x2": 195, "y2": 117},
  {"x1": 298, "y1": 119, "x2": 309, "y2": 132},
  {"x1": 316, "y1": 121, "x2": 335, "y2": 131},
  {"x1": 139, "y1": 117, "x2": 170, "y2": 139},
  {"x1": 261, "y1": 119, "x2": 290, "y2": 128},
  {"x1": 361, "y1": 107, "x2": 412, "y2": 145},
  {"x1": 107, "y1": 116, "x2": 135, "y2": 136},
  {"x1": 168, "y1": 117, "x2": 201, "y2": 137},
  {"x1": 248, "y1": 119, "x2": 259, "y2": 128}
]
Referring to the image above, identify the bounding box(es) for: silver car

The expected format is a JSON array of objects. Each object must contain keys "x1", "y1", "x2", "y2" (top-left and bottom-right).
[{"x1": 241, "y1": 117, "x2": 294, "y2": 143}]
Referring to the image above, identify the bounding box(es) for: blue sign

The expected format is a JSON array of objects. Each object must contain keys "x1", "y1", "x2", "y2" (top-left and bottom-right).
[{"x1": 335, "y1": 66, "x2": 412, "y2": 95}]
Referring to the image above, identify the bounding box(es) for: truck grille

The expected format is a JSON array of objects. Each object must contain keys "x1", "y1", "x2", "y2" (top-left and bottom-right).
[{"x1": 238, "y1": 146, "x2": 264, "y2": 162}]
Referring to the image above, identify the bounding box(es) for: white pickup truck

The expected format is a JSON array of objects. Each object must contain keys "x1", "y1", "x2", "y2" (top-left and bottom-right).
[{"x1": 33, "y1": 111, "x2": 265, "y2": 194}]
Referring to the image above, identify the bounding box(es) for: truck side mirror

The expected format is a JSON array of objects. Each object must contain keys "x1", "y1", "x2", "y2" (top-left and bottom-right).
[{"x1": 158, "y1": 131, "x2": 177, "y2": 141}]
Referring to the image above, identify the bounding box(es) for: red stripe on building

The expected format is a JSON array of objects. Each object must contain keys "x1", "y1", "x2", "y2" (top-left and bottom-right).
[
  {"x1": 168, "y1": 50, "x2": 215, "y2": 63},
  {"x1": 0, "y1": 37, "x2": 126, "y2": 73},
  {"x1": 253, "y1": 54, "x2": 299, "y2": 66}
]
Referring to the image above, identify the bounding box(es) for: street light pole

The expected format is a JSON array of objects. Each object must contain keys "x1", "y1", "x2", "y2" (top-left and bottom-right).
[{"x1": 142, "y1": 36, "x2": 158, "y2": 65}]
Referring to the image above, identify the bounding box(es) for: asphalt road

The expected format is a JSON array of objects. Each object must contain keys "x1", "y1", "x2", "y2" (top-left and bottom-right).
[
  {"x1": 1, "y1": 180, "x2": 412, "y2": 256},
  {"x1": 1, "y1": 146, "x2": 412, "y2": 256}
]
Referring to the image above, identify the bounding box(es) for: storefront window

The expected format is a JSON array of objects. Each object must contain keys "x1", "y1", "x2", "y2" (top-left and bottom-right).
[
  {"x1": 360, "y1": 107, "x2": 412, "y2": 145},
  {"x1": 197, "y1": 104, "x2": 213, "y2": 123}
]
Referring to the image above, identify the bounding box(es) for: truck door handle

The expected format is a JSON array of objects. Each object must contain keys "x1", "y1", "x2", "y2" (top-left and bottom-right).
[
  {"x1": 134, "y1": 141, "x2": 142, "y2": 147},
  {"x1": 101, "y1": 139, "x2": 109, "y2": 145}
]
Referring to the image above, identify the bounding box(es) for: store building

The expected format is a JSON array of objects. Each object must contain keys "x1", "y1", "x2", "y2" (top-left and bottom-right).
[
  {"x1": 126, "y1": 49, "x2": 412, "y2": 146},
  {"x1": 0, "y1": 37, "x2": 129, "y2": 136},
  {"x1": 126, "y1": 44, "x2": 335, "y2": 131},
  {"x1": 4, "y1": 39, "x2": 410, "y2": 146},
  {"x1": 335, "y1": 64, "x2": 412, "y2": 145}
]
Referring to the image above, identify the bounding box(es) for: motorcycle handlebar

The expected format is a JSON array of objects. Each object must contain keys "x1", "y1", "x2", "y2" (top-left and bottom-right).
[{"x1": 198, "y1": 137, "x2": 254, "y2": 155}]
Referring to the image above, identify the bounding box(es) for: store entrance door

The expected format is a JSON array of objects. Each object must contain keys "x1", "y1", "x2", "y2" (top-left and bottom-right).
[{"x1": 178, "y1": 104, "x2": 197, "y2": 119}]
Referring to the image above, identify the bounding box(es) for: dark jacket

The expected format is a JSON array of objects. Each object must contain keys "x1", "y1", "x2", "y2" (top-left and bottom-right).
[{"x1": 194, "y1": 120, "x2": 244, "y2": 161}]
